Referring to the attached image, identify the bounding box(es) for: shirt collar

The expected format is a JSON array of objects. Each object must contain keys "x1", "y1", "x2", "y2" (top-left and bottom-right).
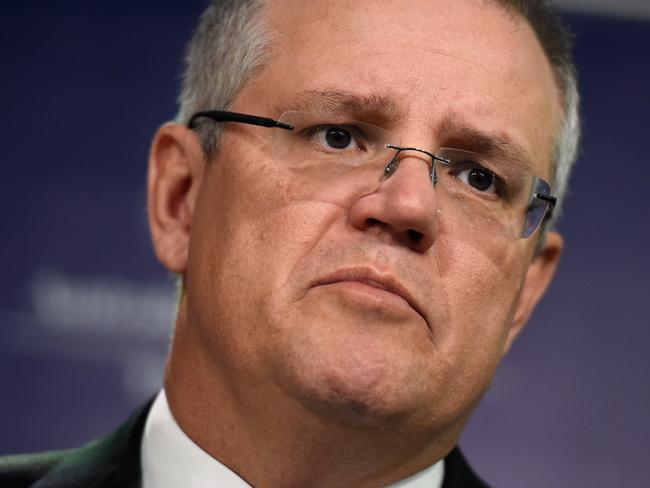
[
  {"x1": 141, "y1": 390, "x2": 251, "y2": 488},
  {"x1": 141, "y1": 390, "x2": 444, "y2": 488}
]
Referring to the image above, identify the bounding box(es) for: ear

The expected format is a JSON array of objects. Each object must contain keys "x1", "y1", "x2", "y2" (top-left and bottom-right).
[
  {"x1": 147, "y1": 123, "x2": 205, "y2": 274},
  {"x1": 503, "y1": 231, "x2": 563, "y2": 353}
]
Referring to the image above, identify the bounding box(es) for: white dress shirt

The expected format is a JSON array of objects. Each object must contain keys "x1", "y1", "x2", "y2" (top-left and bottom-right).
[{"x1": 141, "y1": 390, "x2": 444, "y2": 488}]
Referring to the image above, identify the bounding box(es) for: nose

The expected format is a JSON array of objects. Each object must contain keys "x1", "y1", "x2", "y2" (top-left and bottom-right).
[{"x1": 348, "y1": 152, "x2": 438, "y2": 253}]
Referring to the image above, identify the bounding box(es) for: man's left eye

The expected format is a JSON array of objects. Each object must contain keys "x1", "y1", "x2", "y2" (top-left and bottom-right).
[{"x1": 456, "y1": 166, "x2": 497, "y2": 194}]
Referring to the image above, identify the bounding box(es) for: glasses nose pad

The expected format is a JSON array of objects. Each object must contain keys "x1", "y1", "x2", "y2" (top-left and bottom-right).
[
  {"x1": 382, "y1": 152, "x2": 401, "y2": 181},
  {"x1": 382, "y1": 148, "x2": 437, "y2": 187}
]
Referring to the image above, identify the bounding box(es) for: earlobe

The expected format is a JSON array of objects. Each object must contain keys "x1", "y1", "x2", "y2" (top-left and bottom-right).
[
  {"x1": 503, "y1": 231, "x2": 564, "y2": 353},
  {"x1": 147, "y1": 123, "x2": 204, "y2": 274}
]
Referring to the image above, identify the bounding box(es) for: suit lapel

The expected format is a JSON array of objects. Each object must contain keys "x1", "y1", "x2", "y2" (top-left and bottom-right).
[
  {"x1": 441, "y1": 447, "x2": 491, "y2": 488},
  {"x1": 33, "y1": 400, "x2": 153, "y2": 488}
]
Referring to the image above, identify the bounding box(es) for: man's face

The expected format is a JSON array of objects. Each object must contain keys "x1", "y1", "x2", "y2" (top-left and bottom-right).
[{"x1": 183, "y1": 0, "x2": 562, "y2": 436}]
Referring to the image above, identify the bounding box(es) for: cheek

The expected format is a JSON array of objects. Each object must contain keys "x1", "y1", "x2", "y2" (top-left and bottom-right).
[
  {"x1": 212, "y1": 148, "x2": 381, "y2": 299},
  {"x1": 435, "y1": 230, "x2": 527, "y2": 358},
  {"x1": 188, "y1": 146, "x2": 350, "y2": 340}
]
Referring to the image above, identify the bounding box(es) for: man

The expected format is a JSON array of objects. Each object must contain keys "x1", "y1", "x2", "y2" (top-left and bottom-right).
[{"x1": 1, "y1": 0, "x2": 580, "y2": 486}]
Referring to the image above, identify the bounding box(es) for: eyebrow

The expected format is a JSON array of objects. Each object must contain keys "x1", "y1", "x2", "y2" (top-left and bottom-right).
[
  {"x1": 438, "y1": 115, "x2": 536, "y2": 172},
  {"x1": 276, "y1": 90, "x2": 404, "y2": 125}
]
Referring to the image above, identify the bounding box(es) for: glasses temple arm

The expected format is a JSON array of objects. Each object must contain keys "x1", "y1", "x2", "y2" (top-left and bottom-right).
[
  {"x1": 535, "y1": 193, "x2": 557, "y2": 207},
  {"x1": 188, "y1": 110, "x2": 294, "y2": 131}
]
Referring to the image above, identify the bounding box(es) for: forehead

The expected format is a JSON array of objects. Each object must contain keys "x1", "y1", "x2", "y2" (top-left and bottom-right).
[{"x1": 241, "y1": 0, "x2": 562, "y2": 177}]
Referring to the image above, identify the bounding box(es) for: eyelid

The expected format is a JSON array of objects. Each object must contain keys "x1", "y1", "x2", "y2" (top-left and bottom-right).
[
  {"x1": 298, "y1": 124, "x2": 364, "y2": 153},
  {"x1": 305, "y1": 123, "x2": 375, "y2": 148},
  {"x1": 454, "y1": 167, "x2": 499, "y2": 196},
  {"x1": 438, "y1": 148, "x2": 513, "y2": 183},
  {"x1": 438, "y1": 150, "x2": 512, "y2": 199},
  {"x1": 439, "y1": 148, "x2": 493, "y2": 168}
]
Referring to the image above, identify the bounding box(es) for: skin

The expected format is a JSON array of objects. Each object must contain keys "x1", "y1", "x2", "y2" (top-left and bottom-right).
[{"x1": 147, "y1": 0, "x2": 564, "y2": 486}]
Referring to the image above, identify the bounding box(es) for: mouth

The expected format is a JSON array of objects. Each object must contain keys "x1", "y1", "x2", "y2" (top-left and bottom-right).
[{"x1": 311, "y1": 268, "x2": 427, "y2": 324}]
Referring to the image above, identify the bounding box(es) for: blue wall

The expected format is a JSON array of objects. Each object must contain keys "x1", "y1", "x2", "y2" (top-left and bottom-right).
[{"x1": 1, "y1": 3, "x2": 648, "y2": 487}]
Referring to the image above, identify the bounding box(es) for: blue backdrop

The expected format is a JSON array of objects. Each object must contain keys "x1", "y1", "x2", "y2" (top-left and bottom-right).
[{"x1": 1, "y1": 2, "x2": 649, "y2": 487}]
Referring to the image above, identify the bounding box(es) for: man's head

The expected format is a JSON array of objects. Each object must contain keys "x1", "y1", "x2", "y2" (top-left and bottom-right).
[{"x1": 147, "y1": 0, "x2": 578, "y2": 484}]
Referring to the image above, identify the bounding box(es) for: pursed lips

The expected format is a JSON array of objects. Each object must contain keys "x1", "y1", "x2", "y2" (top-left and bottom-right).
[{"x1": 312, "y1": 268, "x2": 428, "y2": 325}]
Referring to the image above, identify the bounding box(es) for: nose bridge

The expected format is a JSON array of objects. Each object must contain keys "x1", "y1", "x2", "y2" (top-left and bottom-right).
[
  {"x1": 347, "y1": 143, "x2": 439, "y2": 253},
  {"x1": 379, "y1": 152, "x2": 437, "y2": 220}
]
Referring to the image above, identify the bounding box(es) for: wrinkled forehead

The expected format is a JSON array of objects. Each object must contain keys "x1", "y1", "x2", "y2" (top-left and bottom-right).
[{"x1": 246, "y1": 0, "x2": 563, "y2": 178}]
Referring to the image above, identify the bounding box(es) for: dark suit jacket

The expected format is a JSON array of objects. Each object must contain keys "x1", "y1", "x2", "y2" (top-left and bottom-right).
[{"x1": 0, "y1": 402, "x2": 490, "y2": 487}]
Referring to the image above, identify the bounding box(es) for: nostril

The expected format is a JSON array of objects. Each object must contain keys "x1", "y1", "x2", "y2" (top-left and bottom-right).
[
  {"x1": 366, "y1": 218, "x2": 382, "y2": 227},
  {"x1": 365, "y1": 218, "x2": 424, "y2": 244},
  {"x1": 407, "y1": 229, "x2": 423, "y2": 243},
  {"x1": 350, "y1": 196, "x2": 436, "y2": 252}
]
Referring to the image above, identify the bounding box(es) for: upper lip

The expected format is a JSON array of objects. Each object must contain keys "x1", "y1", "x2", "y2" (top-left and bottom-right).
[{"x1": 312, "y1": 267, "x2": 427, "y2": 323}]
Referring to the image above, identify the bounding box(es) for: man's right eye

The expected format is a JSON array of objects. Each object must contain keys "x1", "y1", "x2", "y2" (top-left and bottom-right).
[{"x1": 312, "y1": 126, "x2": 361, "y2": 151}]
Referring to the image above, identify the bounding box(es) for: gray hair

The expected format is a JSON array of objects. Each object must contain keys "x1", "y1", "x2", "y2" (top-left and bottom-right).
[
  {"x1": 176, "y1": 0, "x2": 267, "y2": 158},
  {"x1": 495, "y1": 0, "x2": 581, "y2": 230},
  {"x1": 177, "y1": 0, "x2": 580, "y2": 231}
]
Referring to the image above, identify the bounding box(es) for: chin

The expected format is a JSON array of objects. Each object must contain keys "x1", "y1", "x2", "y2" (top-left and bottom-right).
[
  {"x1": 264, "y1": 298, "x2": 452, "y2": 429},
  {"x1": 278, "y1": 334, "x2": 431, "y2": 428},
  {"x1": 300, "y1": 377, "x2": 413, "y2": 428}
]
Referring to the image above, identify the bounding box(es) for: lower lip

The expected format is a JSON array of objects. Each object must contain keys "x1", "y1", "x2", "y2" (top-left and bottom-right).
[{"x1": 315, "y1": 280, "x2": 412, "y2": 310}]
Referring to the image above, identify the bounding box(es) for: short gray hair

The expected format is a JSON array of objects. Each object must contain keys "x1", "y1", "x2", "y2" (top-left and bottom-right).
[
  {"x1": 496, "y1": 0, "x2": 581, "y2": 230},
  {"x1": 177, "y1": 0, "x2": 267, "y2": 159},
  {"x1": 177, "y1": 0, "x2": 580, "y2": 230}
]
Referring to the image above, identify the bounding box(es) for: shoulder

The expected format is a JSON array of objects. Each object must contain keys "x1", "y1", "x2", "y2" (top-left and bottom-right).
[
  {"x1": 0, "y1": 399, "x2": 153, "y2": 488},
  {"x1": 0, "y1": 449, "x2": 71, "y2": 488}
]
